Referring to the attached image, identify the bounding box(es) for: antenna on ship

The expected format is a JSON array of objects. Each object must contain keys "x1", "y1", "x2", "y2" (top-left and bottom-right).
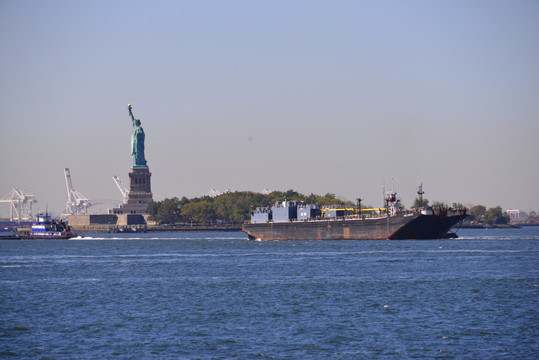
[{"x1": 418, "y1": 183, "x2": 425, "y2": 207}]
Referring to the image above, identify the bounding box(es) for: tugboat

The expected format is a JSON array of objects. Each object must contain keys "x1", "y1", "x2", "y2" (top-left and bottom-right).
[{"x1": 2, "y1": 213, "x2": 78, "y2": 240}]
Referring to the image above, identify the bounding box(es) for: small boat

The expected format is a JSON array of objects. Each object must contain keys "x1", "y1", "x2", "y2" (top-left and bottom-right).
[{"x1": 2, "y1": 213, "x2": 78, "y2": 240}]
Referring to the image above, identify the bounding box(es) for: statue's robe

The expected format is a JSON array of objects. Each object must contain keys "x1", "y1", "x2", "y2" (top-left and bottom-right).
[{"x1": 131, "y1": 125, "x2": 147, "y2": 167}]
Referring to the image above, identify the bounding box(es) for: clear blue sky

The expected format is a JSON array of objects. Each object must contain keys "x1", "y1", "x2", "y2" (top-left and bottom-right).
[{"x1": 1, "y1": 0, "x2": 538, "y2": 217}]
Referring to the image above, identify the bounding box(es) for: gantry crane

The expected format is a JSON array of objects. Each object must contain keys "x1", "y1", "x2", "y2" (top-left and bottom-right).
[
  {"x1": 112, "y1": 175, "x2": 128, "y2": 202},
  {"x1": 0, "y1": 188, "x2": 37, "y2": 222},
  {"x1": 64, "y1": 168, "x2": 91, "y2": 214},
  {"x1": 64, "y1": 168, "x2": 121, "y2": 215}
]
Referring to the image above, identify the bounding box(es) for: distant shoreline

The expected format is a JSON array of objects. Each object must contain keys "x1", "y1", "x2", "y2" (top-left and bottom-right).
[
  {"x1": 72, "y1": 224, "x2": 242, "y2": 234},
  {"x1": 3, "y1": 222, "x2": 538, "y2": 236},
  {"x1": 73, "y1": 223, "x2": 539, "y2": 234}
]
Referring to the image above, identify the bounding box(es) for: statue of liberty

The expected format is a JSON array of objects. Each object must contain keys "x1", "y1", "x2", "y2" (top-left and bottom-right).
[{"x1": 128, "y1": 104, "x2": 148, "y2": 168}]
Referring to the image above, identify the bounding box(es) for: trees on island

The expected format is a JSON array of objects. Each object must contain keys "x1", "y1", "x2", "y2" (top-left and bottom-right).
[
  {"x1": 146, "y1": 197, "x2": 183, "y2": 225},
  {"x1": 148, "y1": 191, "x2": 511, "y2": 226},
  {"x1": 483, "y1": 206, "x2": 510, "y2": 224},
  {"x1": 147, "y1": 190, "x2": 352, "y2": 225},
  {"x1": 465, "y1": 204, "x2": 509, "y2": 224},
  {"x1": 470, "y1": 205, "x2": 487, "y2": 222},
  {"x1": 410, "y1": 199, "x2": 509, "y2": 224},
  {"x1": 411, "y1": 197, "x2": 429, "y2": 210}
]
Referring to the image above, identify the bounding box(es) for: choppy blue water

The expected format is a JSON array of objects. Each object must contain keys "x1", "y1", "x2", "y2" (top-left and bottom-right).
[{"x1": 1, "y1": 228, "x2": 538, "y2": 359}]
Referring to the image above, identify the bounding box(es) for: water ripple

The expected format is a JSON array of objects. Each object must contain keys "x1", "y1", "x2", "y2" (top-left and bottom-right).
[{"x1": 0, "y1": 228, "x2": 537, "y2": 359}]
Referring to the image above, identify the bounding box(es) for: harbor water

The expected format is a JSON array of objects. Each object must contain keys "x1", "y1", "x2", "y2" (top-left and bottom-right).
[{"x1": 1, "y1": 228, "x2": 538, "y2": 359}]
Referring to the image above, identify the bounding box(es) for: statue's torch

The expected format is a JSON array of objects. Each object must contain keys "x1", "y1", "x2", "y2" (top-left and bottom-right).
[{"x1": 128, "y1": 104, "x2": 134, "y2": 120}]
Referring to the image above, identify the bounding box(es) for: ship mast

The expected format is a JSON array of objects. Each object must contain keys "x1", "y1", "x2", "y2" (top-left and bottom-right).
[{"x1": 417, "y1": 183, "x2": 425, "y2": 208}]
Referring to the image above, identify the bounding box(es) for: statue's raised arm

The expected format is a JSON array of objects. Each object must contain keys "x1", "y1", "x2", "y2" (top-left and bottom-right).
[{"x1": 128, "y1": 104, "x2": 136, "y2": 125}]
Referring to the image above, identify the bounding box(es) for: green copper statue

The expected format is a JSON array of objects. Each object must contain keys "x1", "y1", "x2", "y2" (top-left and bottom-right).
[{"x1": 128, "y1": 104, "x2": 148, "y2": 168}]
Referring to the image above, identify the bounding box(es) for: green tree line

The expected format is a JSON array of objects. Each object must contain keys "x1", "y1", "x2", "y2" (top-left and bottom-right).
[
  {"x1": 147, "y1": 190, "x2": 354, "y2": 225},
  {"x1": 411, "y1": 197, "x2": 509, "y2": 224},
  {"x1": 148, "y1": 191, "x2": 511, "y2": 226},
  {"x1": 468, "y1": 205, "x2": 510, "y2": 224}
]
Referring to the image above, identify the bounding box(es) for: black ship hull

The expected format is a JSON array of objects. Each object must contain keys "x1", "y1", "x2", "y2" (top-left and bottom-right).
[
  {"x1": 242, "y1": 212, "x2": 467, "y2": 241},
  {"x1": 0, "y1": 232, "x2": 78, "y2": 240}
]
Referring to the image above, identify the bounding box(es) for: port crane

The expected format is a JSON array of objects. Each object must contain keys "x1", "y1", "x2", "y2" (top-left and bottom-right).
[
  {"x1": 207, "y1": 188, "x2": 222, "y2": 197},
  {"x1": 64, "y1": 168, "x2": 121, "y2": 215},
  {"x1": 0, "y1": 188, "x2": 37, "y2": 222},
  {"x1": 64, "y1": 168, "x2": 91, "y2": 214},
  {"x1": 206, "y1": 188, "x2": 235, "y2": 197},
  {"x1": 112, "y1": 175, "x2": 128, "y2": 202}
]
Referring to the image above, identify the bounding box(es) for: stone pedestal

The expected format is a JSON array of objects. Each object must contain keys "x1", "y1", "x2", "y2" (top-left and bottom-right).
[{"x1": 110, "y1": 168, "x2": 153, "y2": 217}]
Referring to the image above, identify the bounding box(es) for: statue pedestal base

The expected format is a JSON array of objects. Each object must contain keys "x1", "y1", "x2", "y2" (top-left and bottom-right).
[{"x1": 110, "y1": 168, "x2": 153, "y2": 216}]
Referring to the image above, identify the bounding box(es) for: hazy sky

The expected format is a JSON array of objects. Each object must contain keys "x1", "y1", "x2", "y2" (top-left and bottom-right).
[{"x1": 1, "y1": 0, "x2": 538, "y2": 217}]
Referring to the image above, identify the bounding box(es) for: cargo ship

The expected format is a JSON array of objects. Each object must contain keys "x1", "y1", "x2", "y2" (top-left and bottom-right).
[{"x1": 242, "y1": 187, "x2": 468, "y2": 240}]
